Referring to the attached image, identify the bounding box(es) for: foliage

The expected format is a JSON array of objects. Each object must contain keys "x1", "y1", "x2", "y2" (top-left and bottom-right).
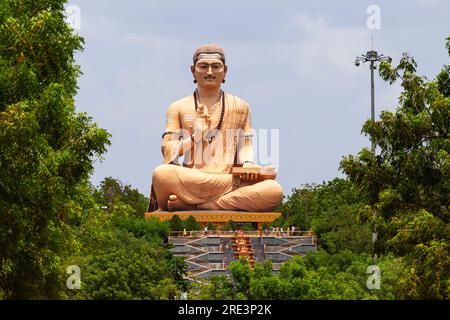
[
  {"x1": 93, "y1": 177, "x2": 148, "y2": 218},
  {"x1": 206, "y1": 222, "x2": 218, "y2": 230},
  {"x1": 194, "y1": 275, "x2": 235, "y2": 300},
  {"x1": 241, "y1": 223, "x2": 255, "y2": 231},
  {"x1": 67, "y1": 229, "x2": 180, "y2": 300},
  {"x1": 229, "y1": 257, "x2": 251, "y2": 297},
  {"x1": 169, "y1": 215, "x2": 184, "y2": 232},
  {"x1": 222, "y1": 220, "x2": 237, "y2": 231},
  {"x1": 340, "y1": 38, "x2": 450, "y2": 299},
  {"x1": 63, "y1": 184, "x2": 187, "y2": 300},
  {"x1": 0, "y1": 0, "x2": 110, "y2": 299},
  {"x1": 115, "y1": 216, "x2": 169, "y2": 243},
  {"x1": 194, "y1": 252, "x2": 402, "y2": 300},
  {"x1": 184, "y1": 215, "x2": 201, "y2": 231},
  {"x1": 279, "y1": 179, "x2": 372, "y2": 254}
]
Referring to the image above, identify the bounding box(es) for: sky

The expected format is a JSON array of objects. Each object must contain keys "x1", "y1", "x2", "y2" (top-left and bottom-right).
[{"x1": 67, "y1": 0, "x2": 450, "y2": 198}]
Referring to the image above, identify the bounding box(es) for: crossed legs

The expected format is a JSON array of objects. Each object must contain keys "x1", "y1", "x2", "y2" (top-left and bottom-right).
[{"x1": 151, "y1": 164, "x2": 283, "y2": 212}]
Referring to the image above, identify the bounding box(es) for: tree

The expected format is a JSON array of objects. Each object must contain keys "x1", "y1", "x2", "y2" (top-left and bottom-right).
[
  {"x1": 63, "y1": 183, "x2": 187, "y2": 300},
  {"x1": 68, "y1": 229, "x2": 181, "y2": 300},
  {"x1": 169, "y1": 215, "x2": 184, "y2": 232},
  {"x1": 229, "y1": 258, "x2": 251, "y2": 298},
  {"x1": 0, "y1": 0, "x2": 110, "y2": 299},
  {"x1": 241, "y1": 223, "x2": 254, "y2": 231},
  {"x1": 116, "y1": 216, "x2": 169, "y2": 243},
  {"x1": 222, "y1": 220, "x2": 237, "y2": 231},
  {"x1": 340, "y1": 38, "x2": 450, "y2": 299},
  {"x1": 93, "y1": 177, "x2": 148, "y2": 217},
  {"x1": 279, "y1": 179, "x2": 371, "y2": 254},
  {"x1": 194, "y1": 252, "x2": 401, "y2": 300},
  {"x1": 184, "y1": 216, "x2": 200, "y2": 231},
  {"x1": 206, "y1": 222, "x2": 218, "y2": 230},
  {"x1": 194, "y1": 275, "x2": 235, "y2": 300}
]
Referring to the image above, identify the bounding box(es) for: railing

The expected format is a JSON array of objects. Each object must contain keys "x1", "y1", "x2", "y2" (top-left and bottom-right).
[
  {"x1": 188, "y1": 261, "x2": 226, "y2": 270},
  {"x1": 209, "y1": 262, "x2": 226, "y2": 270},
  {"x1": 169, "y1": 230, "x2": 316, "y2": 238},
  {"x1": 264, "y1": 245, "x2": 284, "y2": 253}
]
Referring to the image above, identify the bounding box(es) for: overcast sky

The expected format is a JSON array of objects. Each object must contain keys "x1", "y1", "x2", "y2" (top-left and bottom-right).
[{"x1": 67, "y1": 0, "x2": 450, "y2": 198}]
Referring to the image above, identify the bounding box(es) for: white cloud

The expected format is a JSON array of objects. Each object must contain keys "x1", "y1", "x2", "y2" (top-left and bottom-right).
[
  {"x1": 291, "y1": 14, "x2": 371, "y2": 77},
  {"x1": 417, "y1": 0, "x2": 441, "y2": 6}
]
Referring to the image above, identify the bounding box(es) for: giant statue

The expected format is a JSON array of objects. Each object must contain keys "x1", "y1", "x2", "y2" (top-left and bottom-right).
[{"x1": 149, "y1": 44, "x2": 283, "y2": 212}]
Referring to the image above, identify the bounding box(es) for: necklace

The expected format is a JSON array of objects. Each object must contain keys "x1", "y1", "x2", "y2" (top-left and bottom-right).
[{"x1": 193, "y1": 90, "x2": 225, "y2": 142}]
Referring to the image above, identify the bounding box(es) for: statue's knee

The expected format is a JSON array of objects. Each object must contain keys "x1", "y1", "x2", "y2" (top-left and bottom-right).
[
  {"x1": 265, "y1": 180, "x2": 283, "y2": 202},
  {"x1": 152, "y1": 164, "x2": 174, "y2": 185}
]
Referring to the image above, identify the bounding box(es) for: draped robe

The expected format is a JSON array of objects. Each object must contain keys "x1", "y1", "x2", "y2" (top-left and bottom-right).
[{"x1": 150, "y1": 93, "x2": 283, "y2": 211}]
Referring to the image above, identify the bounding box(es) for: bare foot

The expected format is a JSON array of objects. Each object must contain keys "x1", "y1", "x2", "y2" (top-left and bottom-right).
[{"x1": 167, "y1": 194, "x2": 197, "y2": 211}]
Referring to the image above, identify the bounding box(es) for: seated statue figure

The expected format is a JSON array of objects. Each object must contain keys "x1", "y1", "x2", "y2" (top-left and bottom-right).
[{"x1": 149, "y1": 44, "x2": 283, "y2": 212}]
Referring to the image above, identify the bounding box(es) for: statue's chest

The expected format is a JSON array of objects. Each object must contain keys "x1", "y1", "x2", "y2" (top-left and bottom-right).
[
  {"x1": 178, "y1": 100, "x2": 246, "y2": 134},
  {"x1": 179, "y1": 107, "x2": 196, "y2": 134}
]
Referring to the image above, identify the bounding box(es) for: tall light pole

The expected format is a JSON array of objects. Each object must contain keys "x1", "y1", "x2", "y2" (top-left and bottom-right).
[
  {"x1": 355, "y1": 50, "x2": 392, "y2": 153},
  {"x1": 355, "y1": 48, "x2": 391, "y2": 263}
]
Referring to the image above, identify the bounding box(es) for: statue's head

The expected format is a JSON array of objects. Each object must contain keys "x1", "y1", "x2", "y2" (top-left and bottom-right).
[{"x1": 191, "y1": 44, "x2": 228, "y2": 89}]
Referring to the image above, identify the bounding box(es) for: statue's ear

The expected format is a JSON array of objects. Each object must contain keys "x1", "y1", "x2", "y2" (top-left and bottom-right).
[
  {"x1": 190, "y1": 65, "x2": 195, "y2": 75},
  {"x1": 224, "y1": 65, "x2": 228, "y2": 74}
]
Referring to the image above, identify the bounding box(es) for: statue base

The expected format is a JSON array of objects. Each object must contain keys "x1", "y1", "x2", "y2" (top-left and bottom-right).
[{"x1": 144, "y1": 210, "x2": 282, "y2": 230}]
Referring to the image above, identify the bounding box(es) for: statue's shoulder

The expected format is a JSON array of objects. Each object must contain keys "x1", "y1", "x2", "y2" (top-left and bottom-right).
[
  {"x1": 225, "y1": 93, "x2": 250, "y2": 111},
  {"x1": 167, "y1": 95, "x2": 194, "y2": 112}
]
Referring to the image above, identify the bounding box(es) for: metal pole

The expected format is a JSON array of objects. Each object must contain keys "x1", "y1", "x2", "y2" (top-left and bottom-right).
[
  {"x1": 370, "y1": 61, "x2": 377, "y2": 264},
  {"x1": 355, "y1": 49, "x2": 391, "y2": 266},
  {"x1": 370, "y1": 61, "x2": 376, "y2": 154}
]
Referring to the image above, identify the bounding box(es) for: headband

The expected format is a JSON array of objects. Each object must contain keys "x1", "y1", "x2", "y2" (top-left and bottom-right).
[{"x1": 196, "y1": 53, "x2": 223, "y2": 61}]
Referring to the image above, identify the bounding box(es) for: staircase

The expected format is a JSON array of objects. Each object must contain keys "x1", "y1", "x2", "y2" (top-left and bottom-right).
[
  {"x1": 231, "y1": 231, "x2": 255, "y2": 267},
  {"x1": 251, "y1": 236, "x2": 265, "y2": 262}
]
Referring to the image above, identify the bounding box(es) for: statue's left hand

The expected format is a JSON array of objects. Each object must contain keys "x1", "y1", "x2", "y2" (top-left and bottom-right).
[
  {"x1": 241, "y1": 162, "x2": 261, "y2": 182},
  {"x1": 241, "y1": 163, "x2": 277, "y2": 182}
]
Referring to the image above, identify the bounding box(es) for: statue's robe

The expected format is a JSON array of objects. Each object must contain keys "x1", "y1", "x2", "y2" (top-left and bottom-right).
[{"x1": 150, "y1": 93, "x2": 283, "y2": 211}]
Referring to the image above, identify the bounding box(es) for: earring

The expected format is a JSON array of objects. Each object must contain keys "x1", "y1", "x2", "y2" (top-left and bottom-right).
[
  {"x1": 193, "y1": 79, "x2": 197, "y2": 84},
  {"x1": 222, "y1": 79, "x2": 226, "y2": 83}
]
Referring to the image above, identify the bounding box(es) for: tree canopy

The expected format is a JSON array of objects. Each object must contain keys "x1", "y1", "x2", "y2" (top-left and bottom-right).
[
  {"x1": 0, "y1": 0, "x2": 110, "y2": 299},
  {"x1": 340, "y1": 38, "x2": 450, "y2": 299}
]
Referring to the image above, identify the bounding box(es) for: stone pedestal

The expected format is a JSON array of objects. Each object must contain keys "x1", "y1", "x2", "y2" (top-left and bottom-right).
[{"x1": 144, "y1": 210, "x2": 281, "y2": 230}]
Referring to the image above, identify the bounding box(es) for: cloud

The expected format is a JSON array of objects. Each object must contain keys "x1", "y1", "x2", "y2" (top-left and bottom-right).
[
  {"x1": 417, "y1": 0, "x2": 441, "y2": 6},
  {"x1": 291, "y1": 14, "x2": 370, "y2": 77}
]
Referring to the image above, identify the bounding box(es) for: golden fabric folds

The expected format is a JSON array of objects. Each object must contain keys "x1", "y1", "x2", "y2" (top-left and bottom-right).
[{"x1": 152, "y1": 92, "x2": 282, "y2": 212}]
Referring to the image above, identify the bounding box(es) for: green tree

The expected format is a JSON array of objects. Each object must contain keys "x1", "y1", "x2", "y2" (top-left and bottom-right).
[
  {"x1": 64, "y1": 184, "x2": 187, "y2": 300},
  {"x1": 168, "y1": 256, "x2": 189, "y2": 292},
  {"x1": 194, "y1": 275, "x2": 235, "y2": 300},
  {"x1": 93, "y1": 177, "x2": 148, "y2": 217},
  {"x1": 184, "y1": 216, "x2": 200, "y2": 231},
  {"x1": 229, "y1": 258, "x2": 251, "y2": 298},
  {"x1": 195, "y1": 252, "x2": 401, "y2": 300},
  {"x1": 206, "y1": 222, "x2": 218, "y2": 230},
  {"x1": 0, "y1": 0, "x2": 110, "y2": 299},
  {"x1": 222, "y1": 220, "x2": 237, "y2": 231},
  {"x1": 280, "y1": 179, "x2": 371, "y2": 253},
  {"x1": 169, "y1": 215, "x2": 184, "y2": 232},
  {"x1": 68, "y1": 229, "x2": 181, "y2": 300},
  {"x1": 116, "y1": 216, "x2": 169, "y2": 243},
  {"x1": 241, "y1": 223, "x2": 254, "y2": 231},
  {"x1": 340, "y1": 38, "x2": 450, "y2": 299}
]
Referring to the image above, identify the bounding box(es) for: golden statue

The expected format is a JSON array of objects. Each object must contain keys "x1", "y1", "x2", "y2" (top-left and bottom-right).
[{"x1": 149, "y1": 44, "x2": 283, "y2": 212}]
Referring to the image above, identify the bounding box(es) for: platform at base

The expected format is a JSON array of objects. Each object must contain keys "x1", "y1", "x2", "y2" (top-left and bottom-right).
[{"x1": 144, "y1": 210, "x2": 282, "y2": 229}]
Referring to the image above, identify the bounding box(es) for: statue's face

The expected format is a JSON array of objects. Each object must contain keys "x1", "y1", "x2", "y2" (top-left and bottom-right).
[{"x1": 191, "y1": 58, "x2": 227, "y2": 89}]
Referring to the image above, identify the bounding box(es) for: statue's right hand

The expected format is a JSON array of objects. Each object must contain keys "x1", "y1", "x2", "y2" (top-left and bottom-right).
[
  {"x1": 196, "y1": 103, "x2": 208, "y2": 117},
  {"x1": 194, "y1": 104, "x2": 210, "y2": 142}
]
